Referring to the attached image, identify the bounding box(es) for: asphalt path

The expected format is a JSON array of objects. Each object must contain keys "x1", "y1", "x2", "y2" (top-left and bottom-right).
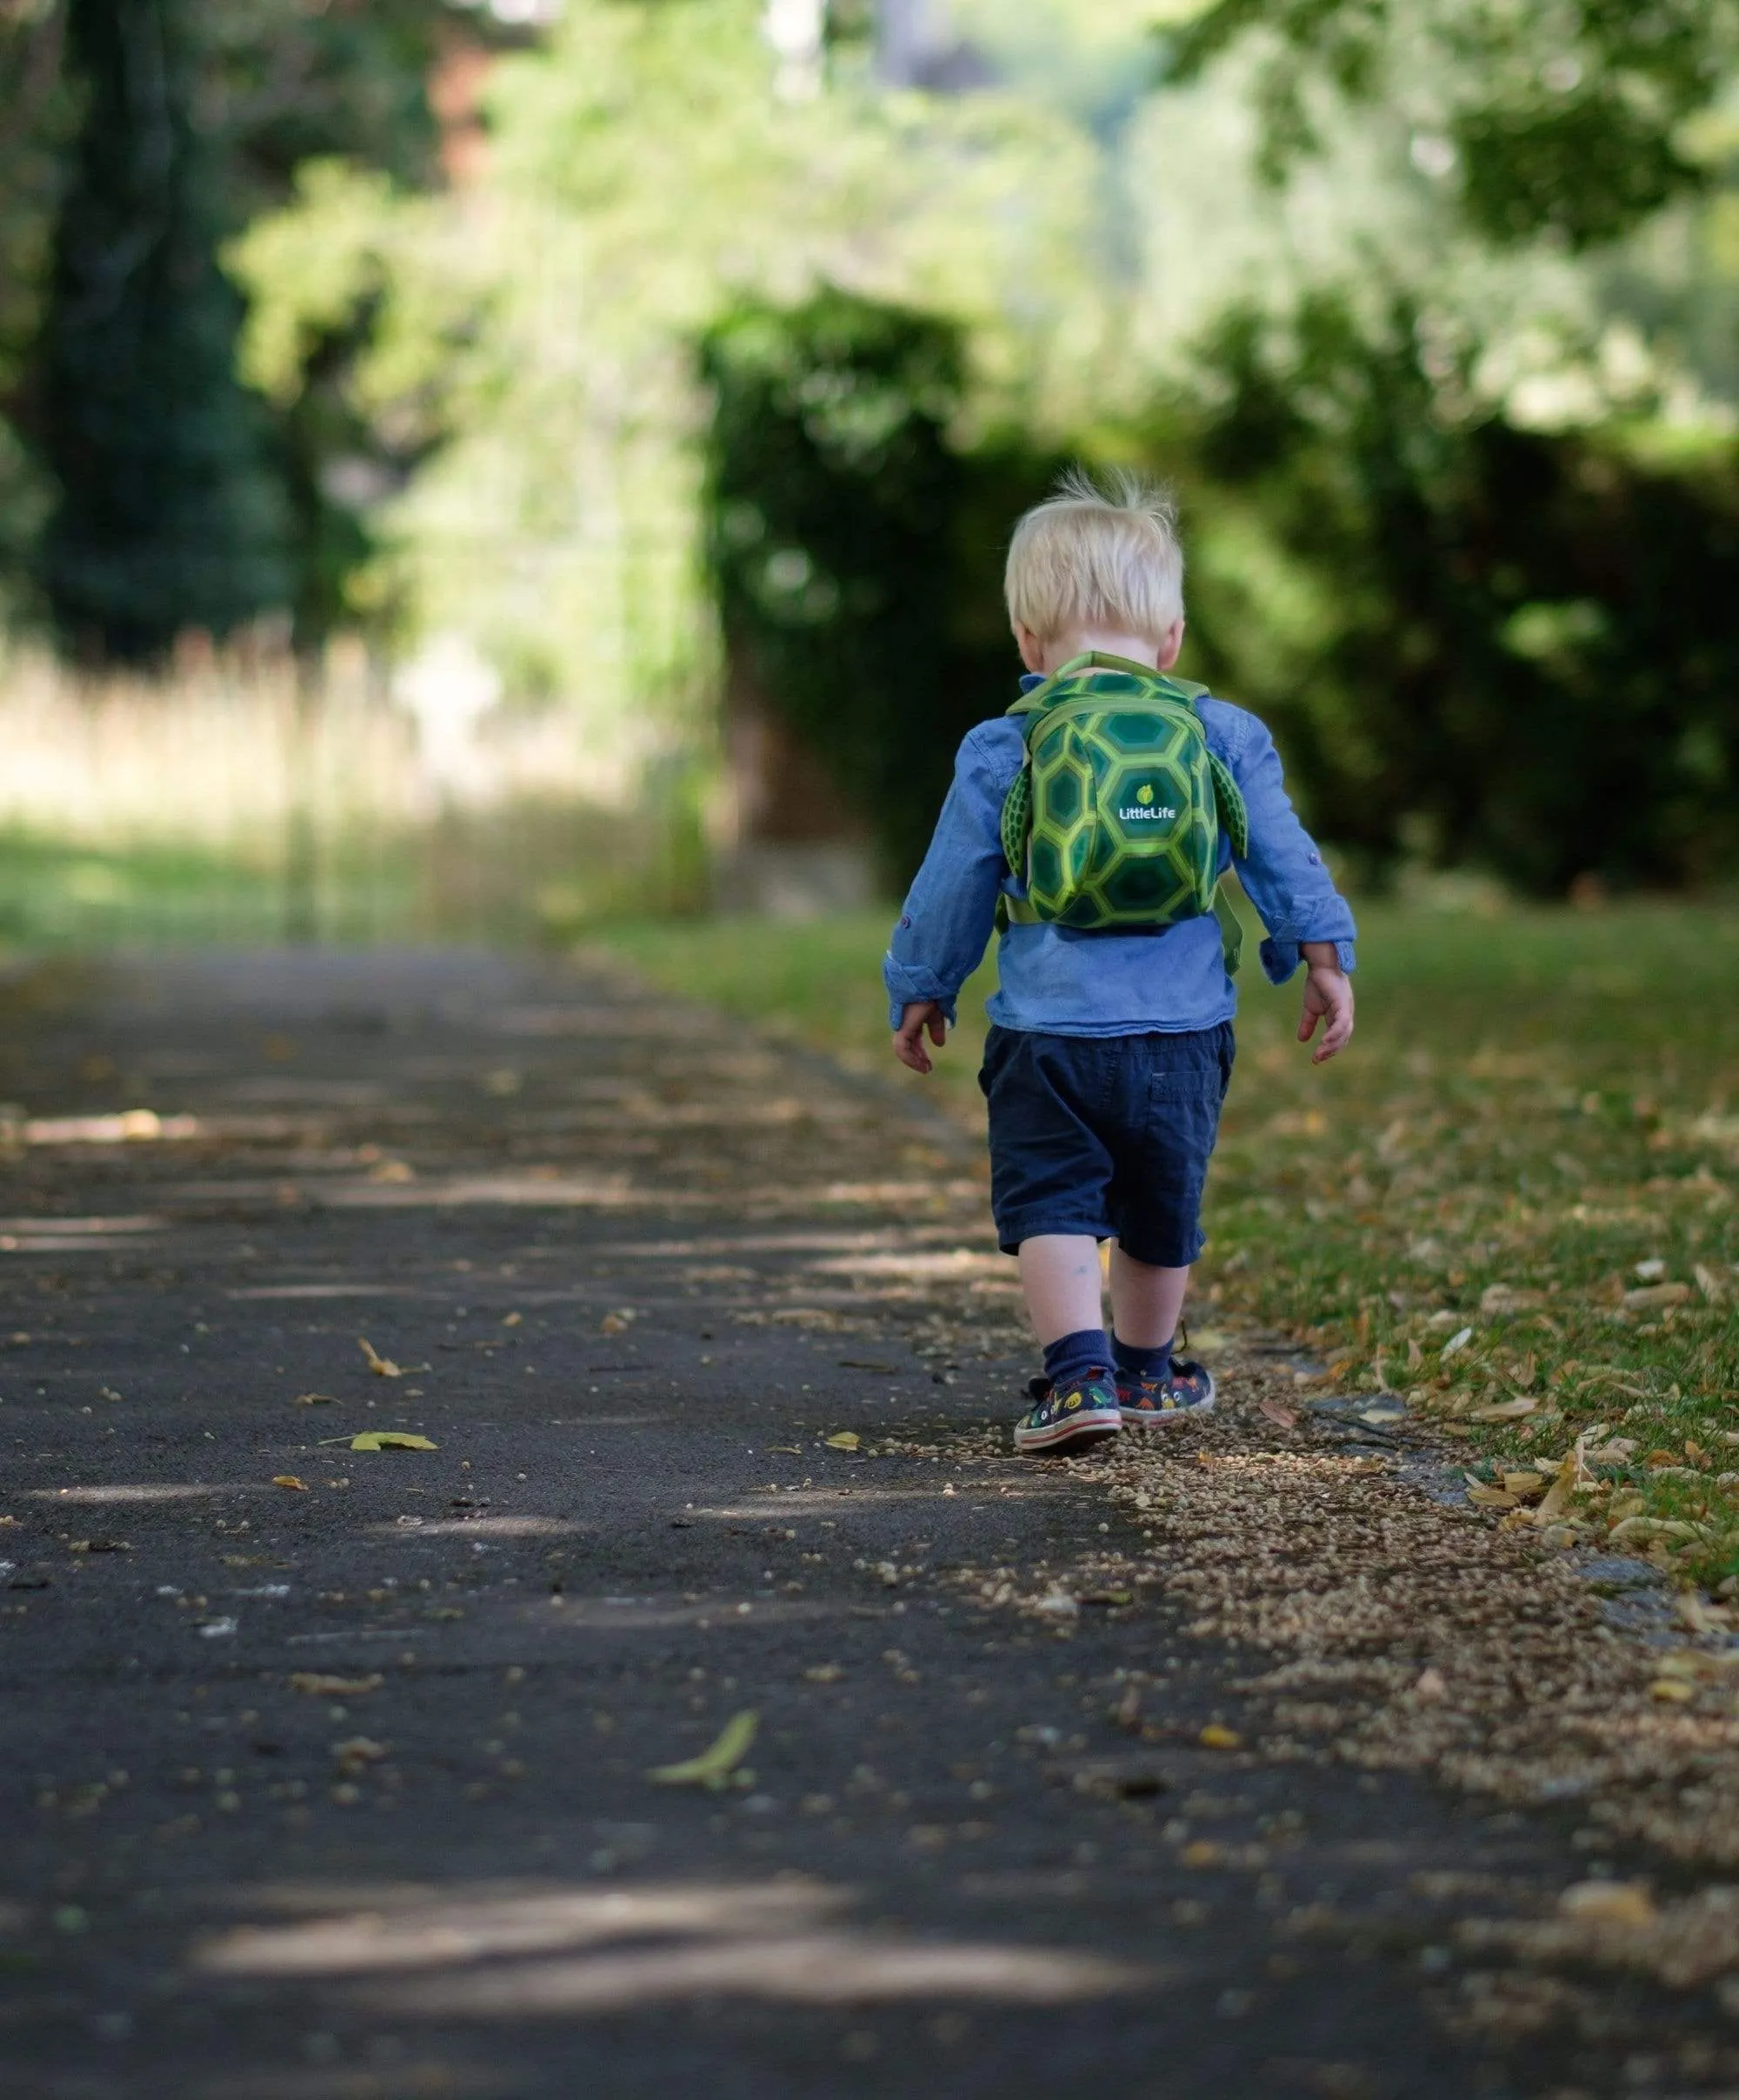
[{"x1": 0, "y1": 949, "x2": 1694, "y2": 2098}]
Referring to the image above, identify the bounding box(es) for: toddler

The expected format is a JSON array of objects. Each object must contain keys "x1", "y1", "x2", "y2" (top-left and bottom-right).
[{"x1": 884, "y1": 469, "x2": 1356, "y2": 1453}]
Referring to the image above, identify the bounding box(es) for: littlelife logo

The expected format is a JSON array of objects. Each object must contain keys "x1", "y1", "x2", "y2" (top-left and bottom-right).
[{"x1": 1119, "y1": 784, "x2": 1176, "y2": 823}]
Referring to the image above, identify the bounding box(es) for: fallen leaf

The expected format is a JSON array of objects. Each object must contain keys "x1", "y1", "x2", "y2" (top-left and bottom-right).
[
  {"x1": 1198, "y1": 1723, "x2": 1242, "y2": 1750},
  {"x1": 768, "y1": 1445, "x2": 803, "y2": 1456},
  {"x1": 271, "y1": 1476, "x2": 310, "y2": 1492},
  {"x1": 647, "y1": 1709, "x2": 758, "y2": 1790},
  {"x1": 1440, "y1": 1325, "x2": 1474, "y2": 1359},
  {"x1": 1465, "y1": 1484, "x2": 1518, "y2": 1510},
  {"x1": 350, "y1": 1432, "x2": 437, "y2": 1452},
  {"x1": 331, "y1": 1736, "x2": 390, "y2": 1774},
  {"x1": 503, "y1": 1311, "x2": 523, "y2": 1327},
  {"x1": 68, "y1": 1537, "x2": 130, "y2": 1553},
  {"x1": 600, "y1": 1310, "x2": 636, "y2": 1336},
  {"x1": 1693, "y1": 1263, "x2": 1723, "y2": 1303},
  {"x1": 358, "y1": 1339, "x2": 402, "y2": 1378},
  {"x1": 823, "y1": 1431, "x2": 861, "y2": 1451},
  {"x1": 1609, "y1": 1515, "x2": 1700, "y2": 1543},
  {"x1": 1479, "y1": 1284, "x2": 1544, "y2": 1317},
  {"x1": 289, "y1": 1672, "x2": 382, "y2": 1697},
  {"x1": 804, "y1": 1663, "x2": 844, "y2": 1683},
  {"x1": 1502, "y1": 1471, "x2": 1546, "y2": 1500},
  {"x1": 292, "y1": 1393, "x2": 336, "y2": 1406},
  {"x1": 1621, "y1": 1282, "x2": 1691, "y2": 1310},
  {"x1": 1258, "y1": 1397, "x2": 1298, "y2": 1430},
  {"x1": 1649, "y1": 1677, "x2": 1696, "y2": 1703},
  {"x1": 1559, "y1": 1881, "x2": 1656, "y2": 1929},
  {"x1": 1181, "y1": 1839, "x2": 1224, "y2": 1867},
  {"x1": 1469, "y1": 1396, "x2": 1538, "y2": 1422}
]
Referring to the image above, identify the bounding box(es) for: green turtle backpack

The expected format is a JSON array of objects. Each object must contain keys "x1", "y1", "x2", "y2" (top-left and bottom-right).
[{"x1": 998, "y1": 651, "x2": 1249, "y2": 970}]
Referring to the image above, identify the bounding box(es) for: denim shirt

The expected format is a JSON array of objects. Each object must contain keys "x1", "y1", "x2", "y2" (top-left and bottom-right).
[{"x1": 883, "y1": 678, "x2": 1356, "y2": 1037}]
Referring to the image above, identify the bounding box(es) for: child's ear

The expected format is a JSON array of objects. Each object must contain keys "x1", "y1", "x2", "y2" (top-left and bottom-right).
[
  {"x1": 1155, "y1": 617, "x2": 1185, "y2": 672},
  {"x1": 1014, "y1": 623, "x2": 1047, "y2": 675}
]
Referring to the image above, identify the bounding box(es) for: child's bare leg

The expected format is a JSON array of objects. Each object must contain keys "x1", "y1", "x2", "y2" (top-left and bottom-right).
[
  {"x1": 1016, "y1": 1234, "x2": 1105, "y2": 1344},
  {"x1": 1108, "y1": 1245, "x2": 1189, "y2": 1348}
]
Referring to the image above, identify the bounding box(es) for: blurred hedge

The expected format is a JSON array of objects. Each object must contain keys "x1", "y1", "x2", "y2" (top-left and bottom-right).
[
  {"x1": 704, "y1": 285, "x2": 1739, "y2": 898},
  {"x1": 701, "y1": 290, "x2": 1063, "y2": 890}
]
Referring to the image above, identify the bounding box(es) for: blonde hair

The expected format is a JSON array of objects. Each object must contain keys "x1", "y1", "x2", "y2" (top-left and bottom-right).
[{"x1": 1004, "y1": 465, "x2": 1184, "y2": 643}]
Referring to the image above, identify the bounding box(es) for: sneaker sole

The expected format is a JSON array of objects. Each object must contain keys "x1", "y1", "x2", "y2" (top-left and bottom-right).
[{"x1": 1013, "y1": 1410, "x2": 1123, "y2": 1455}]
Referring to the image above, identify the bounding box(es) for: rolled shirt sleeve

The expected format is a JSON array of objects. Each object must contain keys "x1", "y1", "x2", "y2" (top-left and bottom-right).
[
  {"x1": 1221, "y1": 713, "x2": 1357, "y2": 985},
  {"x1": 883, "y1": 727, "x2": 1015, "y2": 1029}
]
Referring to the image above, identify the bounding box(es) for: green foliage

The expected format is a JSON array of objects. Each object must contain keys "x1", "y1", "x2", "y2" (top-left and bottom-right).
[
  {"x1": 36, "y1": 0, "x2": 292, "y2": 661},
  {"x1": 1175, "y1": 296, "x2": 1739, "y2": 892},
  {"x1": 702, "y1": 290, "x2": 1062, "y2": 886},
  {"x1": 13, "y1": 0, "x2": 454, "y2": 658},
  {"x1": 1166, "y1": 0, "x2": 1735, "y2": 250}
]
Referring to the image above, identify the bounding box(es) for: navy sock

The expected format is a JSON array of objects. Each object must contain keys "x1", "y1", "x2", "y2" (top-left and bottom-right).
[
  {"x1": 1113, "y1": 1334, "x2": 1174, "y2": 1383},
  {"x1": 1042, "y1": 1328, "x2": 1113, "y2": 1391}
]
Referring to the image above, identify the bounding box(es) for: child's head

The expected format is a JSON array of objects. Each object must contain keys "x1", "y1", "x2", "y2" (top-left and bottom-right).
[{"x1": 1004, "y1": 466, "x2": 1184, "y2": 660}]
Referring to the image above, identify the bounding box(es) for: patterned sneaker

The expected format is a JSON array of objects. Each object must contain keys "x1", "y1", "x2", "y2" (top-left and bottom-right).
[
  {"x1": 1013, "y1": 1372, "x2": 1123, "y2": 1456},
  {"x1": 1116, "y1": 1359, "x2": 1216, "y2": 1428}
]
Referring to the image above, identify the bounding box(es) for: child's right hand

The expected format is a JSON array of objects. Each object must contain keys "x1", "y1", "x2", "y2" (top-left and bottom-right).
[{"x1": 893, "y1": 1000, "x2": 948, "y2": 1075}]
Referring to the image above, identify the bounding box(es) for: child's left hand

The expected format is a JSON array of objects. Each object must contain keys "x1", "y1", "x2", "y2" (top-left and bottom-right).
[{"x1": 1297, "y1": 949, "x2": 1355, "y2": 1064}]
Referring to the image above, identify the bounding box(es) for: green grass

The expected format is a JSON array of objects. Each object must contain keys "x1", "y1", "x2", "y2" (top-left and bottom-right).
[{"x1": 598, "y1": 897, "x2": 1739, "y2": 1591}]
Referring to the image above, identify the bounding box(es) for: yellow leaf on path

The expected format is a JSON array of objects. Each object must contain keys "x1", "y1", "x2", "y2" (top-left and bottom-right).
[
  {"x1": 1258, "y1": 1397, "x2": 1298, "y2": 1430},
  {"x1": 601, "y1": 1310, "x2": 636, "y2": 1335},
  {"x1": 768, "y1": 1445, "x2": 803, "y2": 1456},
  {"x1": 292, "y1": 1393, "x2": 336, "y2": 1406},
  {"x1": 1649, "y1": 1678, "x2": 1696, "y2": 1703},
  {"x1": 1198, "y1": 1723, "x2": 1242, "y2": 1750},
  {"x1": 358, "y1": 1339, "x2": 402, "y2": 1378},
  {"x1": 289, "y1": 1672, "x2": 382, "y2": 1697},
  {"x1": 331, "y1": 1736, "x2": 390, "y2": 1772},
  {"x1": 350, "y1": 1432, "x2": 437, "y2": 1452},
  {"x1": 647, "y1": 1710, "x2": 758, "y2": 1789},
  {"x1": 824, "y1": 1431, "x2": 860, "y2": 1450},
  {"x1": 1559, "y1": 1881, "x2": 1656, "y2": 1929},
  {"x1": 271, "y1": 1475, "x2": 310, "y2": 1492},
  {"x1": 1465, "y1": 1483, "x2": 1518, "y2": 1510}
]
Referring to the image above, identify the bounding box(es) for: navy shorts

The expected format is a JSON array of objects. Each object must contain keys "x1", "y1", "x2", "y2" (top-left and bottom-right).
[{"x1": 978, "y1": 1023, "x2": 1235, "y2": 1266}]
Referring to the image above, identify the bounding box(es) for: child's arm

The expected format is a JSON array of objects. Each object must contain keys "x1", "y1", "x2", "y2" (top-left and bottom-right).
[
  {"x1": 884, "y1": 727, "x2": 1014, "y2": 1075},
  {"x1": 1223, "y1": 717, "x2": 1357, "y2": 1062}
]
